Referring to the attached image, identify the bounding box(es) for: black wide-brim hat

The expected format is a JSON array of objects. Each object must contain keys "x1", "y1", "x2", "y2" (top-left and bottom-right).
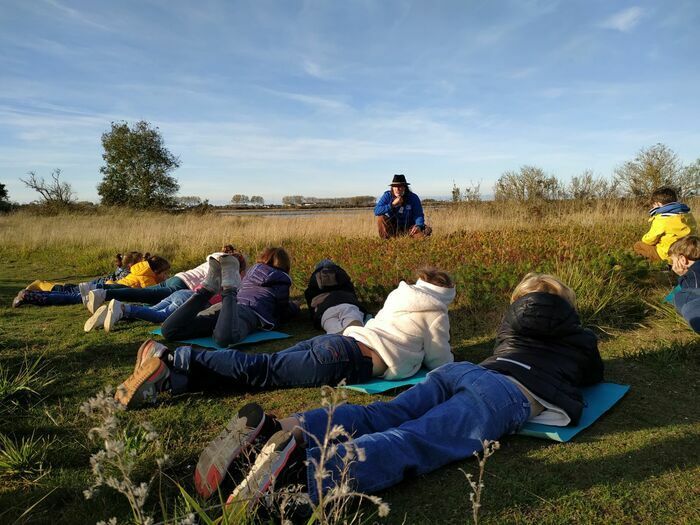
[{"x1": 389, "y1": 174, "x2": 410, "y2": 186}]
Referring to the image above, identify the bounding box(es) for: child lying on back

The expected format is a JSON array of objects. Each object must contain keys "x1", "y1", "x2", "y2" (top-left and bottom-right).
[{"x1": 668, "y1": 236, "x2": 700, "y2": 333}]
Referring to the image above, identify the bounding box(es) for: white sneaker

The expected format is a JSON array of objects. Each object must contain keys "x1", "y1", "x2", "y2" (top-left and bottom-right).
[
  {"x1": 79, "y1": 282, "x2": 94, "y2": 305},
  {"x1": 220, "y1": 255, "x2": 241, "y2": 289},
  {"x1": 104, "y1": 299, "x2": 124, "y2": 333},
  {"x1": 86, "y1": 289, "x2": 107, "y2": 314},
  {"x1": 84, "y1": 305, "x2": 109, "y2": 332}
]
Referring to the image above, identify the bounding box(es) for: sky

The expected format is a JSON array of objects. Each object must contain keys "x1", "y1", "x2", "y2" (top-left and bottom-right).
[{"x1": 1, "y1": 0, "x2": 699, "y2": 204}]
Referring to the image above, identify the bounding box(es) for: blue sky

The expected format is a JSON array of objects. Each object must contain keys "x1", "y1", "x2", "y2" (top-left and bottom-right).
[{"x1": 1, "y1": 0, "x2": 699, "y2": 204}]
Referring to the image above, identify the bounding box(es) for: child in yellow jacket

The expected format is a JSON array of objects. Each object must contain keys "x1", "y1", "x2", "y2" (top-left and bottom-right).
[
  {"x1": 633, "y1": 186, "x2": 697, "y2": 263},
  {"x1": 106, "y1": 255, "x2": 171, "y2": 288}
]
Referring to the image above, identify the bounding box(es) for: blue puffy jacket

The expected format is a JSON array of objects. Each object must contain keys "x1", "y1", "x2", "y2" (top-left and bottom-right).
[
  {"x1": 237, "y1": 263, "x2": 299, "y2": 328},
  {"x1": 374, "y1": 190, "x2": 425, "y2": 229}
]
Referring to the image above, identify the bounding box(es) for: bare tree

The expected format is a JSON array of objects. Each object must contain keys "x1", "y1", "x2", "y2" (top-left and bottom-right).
[
  {"x1": 567, "y1": 170, "x2": 619, "y2": 200},
  {"x1": 20, "y1": 169, "x2": 75, "y2": 206},
  {"x1": 614, "y1": 143, "x2": 694, "y2": 198}
]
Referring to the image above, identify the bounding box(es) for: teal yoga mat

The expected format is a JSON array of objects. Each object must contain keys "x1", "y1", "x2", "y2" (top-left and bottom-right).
[
  {"x1": 664, "y1": 285, "x2": 682, "y2": 303},
  {"x1": 518, "y1": 382, "x2": 629, "y2": 442},
  {"x1": 343, "y1": 369, "x2": 429, "y2": 394},
  {"x1": 150, "y1": 328, "x2": 291, "y2": 349}
]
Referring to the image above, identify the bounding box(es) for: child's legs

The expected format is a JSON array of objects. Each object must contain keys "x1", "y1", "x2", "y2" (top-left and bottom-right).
[
  {"x1": 160, "y1": 289, "x2": 217, "y2": 340},
  {"x1": 104, "y1": 277, "x2": 187, "y2": 304},
  {"x1": 633, "y1": 241, "x2": 662, "y2": 262},
  {"x1": 23, "y1": 291, "x2": 81, "y2": 306},
  {"x1": 680, "y1": 299, "x2": 700, "y2": 333},
  {"x1": 125, "y1": 304, "x2": 171, "y2": 324},
  {"x1": 212, "y1": 289, "x2": 259, "y2": 347},
  {"x1": 304, "y1": 367, "x2": 531, "y2": 501}
]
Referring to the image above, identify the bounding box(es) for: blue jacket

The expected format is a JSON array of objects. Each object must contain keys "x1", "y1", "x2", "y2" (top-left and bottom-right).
[
  {"x1": 374, "y1": 190, "x2": 425, "y2": 229},
  {"x1": 673, "y1": 261, "x2": 700, "y2": 333},
  {"x1": 237, "y1": 263, "x2": 299, "y2": 328}
]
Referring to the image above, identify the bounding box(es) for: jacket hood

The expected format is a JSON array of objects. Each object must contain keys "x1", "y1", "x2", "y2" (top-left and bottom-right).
[
  {"x1": 505, "y1": 292, "x2": 581, "y2": 337},
  {"x1": 649, "y1": 202, "x2": 691, "y2": 217},
  {"x1": 382, "y1": 280, "x2": 455, "y2": 313},
  {"x1": 128, "y1": 260, "x2": 155, "y2": 277}
]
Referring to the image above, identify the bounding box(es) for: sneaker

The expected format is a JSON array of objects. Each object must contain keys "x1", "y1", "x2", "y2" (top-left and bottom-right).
[
  {"x1": 225, "y1": 430, "x2": 303, "y2": 512},
  {"x1": 12, "y1": 290, "x2": 27, "y2": 308},
  {"x1": 86, "y1": 289, "x2": 107, "y2": 314},
  {"x1": 104, "y1": 299, "x2": 124, "y2": 333},
  {"x1": 219, "y1": 254, "x2": 241, "y2": 289},
  {"x1": 78, "y1": 282, "x2": 95, "y2": 305},
  {"x1": 202, "y1": 255, "x2": 222, "y2": 293},
  {"x1": 194, "y1": 403, "x2": 269, "y2": 499},
  {"x1": 114, "y1": 356, "x2": 170, "y2": 409},
  {"x1": 84, "y1": 304, "x2": 109, "y2": 332},
  {"x1": 133, "y1": 339, "x2": 169, "y2": 373}
]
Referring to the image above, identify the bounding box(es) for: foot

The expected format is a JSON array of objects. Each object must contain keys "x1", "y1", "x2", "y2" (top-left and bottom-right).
[
  {"x1": 194, "y1": 403, "x2": 279, "y2": 499},
  {"x1": 133, "y1": 339, "x2": 170, "y2": 373},
  {"x1": 104, "y1": 299, "x2": 124, "y2": 333},
  {"x1": 225, "y1": 430, "x2": 304, "y2": 512},
  {"x1": 114, "y1": 356, "x2": 170, "y2": 409},
  {"x1": 202, "y1": 255, "x2": 222, "y2": 293},
  {"x1": 84, "y1": 304, "x2": 109, "y2": 332},
  {"x1": 78, "y1": 282, "x2": 95, "y2": 305},
  {"x1": 86, "y1": 289, "x2": 107, "y2": 314},
  {"x1": 12, "y1": 290, "x2": 27, "y2": 308},
  {"x1": 220, "y1": 254, "x2": 241, "y2": 289}
]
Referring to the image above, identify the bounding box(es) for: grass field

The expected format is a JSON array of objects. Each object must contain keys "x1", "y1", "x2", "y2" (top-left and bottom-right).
[{"x1": 0, "y1": 204, "x2": 699, "y2": 524}]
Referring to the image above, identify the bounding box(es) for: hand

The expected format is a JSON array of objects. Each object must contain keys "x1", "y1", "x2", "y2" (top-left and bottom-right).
[
  {"x1": 409, "y1": 225, "x2": 421, "y2": 236},
  {"x1": 671, "y1": 257, "x2": 688, "y2": 276},
  {"x1": 392, "y1": 196, "x2": 404, "y2": 207}
]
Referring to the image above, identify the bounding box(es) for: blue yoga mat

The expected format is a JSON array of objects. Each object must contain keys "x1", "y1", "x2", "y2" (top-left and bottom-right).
[
  {"x1": 663, "y1": 285, "x2": 682, "y2": 303},
  {"x1": 343, "y1": 369, "x2": 429, "y2": 394},
  {"x1": 150, "y1": 328, "x2": 291, "y2": 349},
  {"x1": 518, "y1": 382, "x2": 629, "y2": 442}
]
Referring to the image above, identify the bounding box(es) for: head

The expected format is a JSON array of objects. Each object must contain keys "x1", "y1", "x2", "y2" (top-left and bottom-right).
[
  {"x1": 668, "y1": 236, "x2": 700, "y2": 276},
  {"x1": 390, "y1": 174, "x2": 410, "y2": 197},
  {"x1": 146, "y1": 255, "x2": 171, "y2": 283},
  {"x1": 650, "y1": 186, "x2": 678, "y2": 208},
  {"x1": 257, "y1": 247, "x2": 291, "y2": 274},
  {"x1": 121, "y1": 251, "x2": 144, "y2": 270},
  {"x1": 511, "y1": 273, "x2": 576, "y2": 307},
  {"x1": 416, "y1": 267, "x2": 455, "y2": 289}
]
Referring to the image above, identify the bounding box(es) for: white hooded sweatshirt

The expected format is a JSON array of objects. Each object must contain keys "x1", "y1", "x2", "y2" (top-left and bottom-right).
[{"x1": 343, "y1": 279, "x2": 455, "y2": 380}]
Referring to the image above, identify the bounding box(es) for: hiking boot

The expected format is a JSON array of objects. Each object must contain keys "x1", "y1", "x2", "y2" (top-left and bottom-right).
[
  {"x1": 86, "y1": 289, "x2": 107, "y2": 314},
  {"x1": 202, "y1": 255, "x2": 222, "y2": 293},
  {"x1": 104, "y1": 299, "x2": 124, "y2": 333},
  {"x1": 225, "y1": 430, "x2": 304, "y2": 512},
  {"x1": 133, "y1": 339, "x2": 169, "y2": 373},
  {"x1": 114, "y1": 356, "x2": 170, "y2": 409},
  {"x1": 12, "y1": 290, "x2": 27, "y2": 308},
  {"x1": 219, "y1": 254, "x2": 241, "y2": 290},
  {"x1": 84, "y1": 304, "x2": 109, "y2": 332},
  {"x1": 194, "y1": 403, "x2": 281, "y2": 499}
]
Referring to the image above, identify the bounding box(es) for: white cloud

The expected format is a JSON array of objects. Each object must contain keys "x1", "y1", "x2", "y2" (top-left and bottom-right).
[{"x1": 600, "y1": 7, "x2": 646, "y2": 32}]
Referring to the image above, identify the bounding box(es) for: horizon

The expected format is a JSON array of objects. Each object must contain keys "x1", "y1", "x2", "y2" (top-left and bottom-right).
[{"x1": 1, "y1": 0, "x2": 699, "y2": 205}]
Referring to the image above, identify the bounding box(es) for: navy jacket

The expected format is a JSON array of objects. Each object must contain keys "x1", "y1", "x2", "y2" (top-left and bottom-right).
[
  {"x1": 304, "y1": 263, "x2": 364, "y2": 329},
  {"x1": 374, "y1": 190, "x2": 425, "y2": 229},
  {"x1": 480, "y1": 292, "x2": 604, "y2": 425},
  {"x1": 237, "y1": 263, "x2": 299, "y2": 328},
  {"x1": 673, "y1": 261, "x2": 700, "y2": 332}
]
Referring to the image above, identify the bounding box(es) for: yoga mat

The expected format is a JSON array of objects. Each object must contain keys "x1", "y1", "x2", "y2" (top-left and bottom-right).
[
  {"x1": 343, "y1": 369, "x2": 429, "y2": 394},
  {"x1": 518, "y1": 382, "x2": 629, "y2": 442},
  {"x1": 663, "y1": 285, "x2": 682, "y2": 303},
  {"x1": 150, "y1": 328, "x2": 291, "y2": 349}
]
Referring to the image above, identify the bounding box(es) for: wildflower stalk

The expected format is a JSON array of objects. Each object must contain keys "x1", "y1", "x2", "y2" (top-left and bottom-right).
[{"x1": 460, "y1": 439, "x2": 500, "y2": 525}]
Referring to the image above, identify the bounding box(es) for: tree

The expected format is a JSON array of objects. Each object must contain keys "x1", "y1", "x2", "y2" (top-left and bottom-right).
[
  {"x1": 494, "y1": 166, "x2": 563, "y2": 201},
  {"x1": 20, "y1": 168, "x2": 75, "y2": 207},
  {"x1": 614, "y1": 143, "x2": 694, "y2": 198},
  {"x1": 682, "y1": 159, "x2": 700, "y2": 197},
  {"x1": 231, "y1": 194, "x2": 250, "y2": 205},
  {"x1": 0, "y1": 182, "x2": 11, "y2": 212},
  {"x1": 98, "y1": 121, "x2": 180, "y2": 208},
  {"x1": 567, "y1": 170, "x2": 619, "y2": 200},
  {"x1": 250, "y1": 195, "x2": 265, "y2": 205}
]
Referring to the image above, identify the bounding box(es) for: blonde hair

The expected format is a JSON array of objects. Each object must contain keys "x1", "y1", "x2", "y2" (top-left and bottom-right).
[
  {"x1": 511, "y1": 272, "x2": 576, "y2": 306},
  {"x1": 668, "y1": 236, "x2": 700, "y2": 260}
]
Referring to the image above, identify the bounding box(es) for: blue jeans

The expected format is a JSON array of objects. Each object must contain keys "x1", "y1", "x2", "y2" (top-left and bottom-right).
[
  {"x1": 169, "y1": 334, "x2": 373, "y2": 394},
  {"x1": 124, "y1": 289, "x2": 194, "y2": 323},
  {"x1": 674, "y1": 289, "x2": 700, "y2": 333},
  {"x1": 299, "y1": 362, "x2": 531, "y2": 502},
  {"x1": 104, "y1": 276, "x2": 188, "y2": 304}
]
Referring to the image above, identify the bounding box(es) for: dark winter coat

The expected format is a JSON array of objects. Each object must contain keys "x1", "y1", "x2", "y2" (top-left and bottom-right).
[
  {"x1": 237, "y1": 263, "x2": 299, "y2": 328},
  {"x1": 479, "y1": 292, "x2": 604, "y2": 425},
  {"x1": 304, "y1": 263, "x2": 364, "y2": 329}
]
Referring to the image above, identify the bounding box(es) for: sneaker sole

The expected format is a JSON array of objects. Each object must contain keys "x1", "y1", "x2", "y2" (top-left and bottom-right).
[
  {"x1": 194, "y1": 407, "x2": 265, "y2": 499},
  {"x1": 86, "y1": 292, "x2": 104, "y2": 314},
  {"x1": 134, "y1": 339, "x2": 157, "y2": 374},
  {"x1": 115, "y1": 357, "x2": 167, "y2": 408},
  {"x1": 226, "y1": 430, "x2": 297, "y2": 510},
  {"x1": 84, "y1": 305, "x2": 108, "y2": 332},
  {"x1": 103, "y1": 300, "x2": 121, "y2": 333}
]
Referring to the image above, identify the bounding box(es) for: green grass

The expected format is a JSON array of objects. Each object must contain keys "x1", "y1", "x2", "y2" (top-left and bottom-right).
[{"x1": 0, "y1": 224, "x2": 698, "y2": 524}]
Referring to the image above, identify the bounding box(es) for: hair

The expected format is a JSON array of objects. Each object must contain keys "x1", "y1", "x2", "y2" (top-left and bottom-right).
[
  {"x1": 416, "y1": 267, "x2": 454, "y2": 288},
  {"x1": 114, "y1": 253, "x2": 123, "y2": 267},
  {"x1": 511, "y1": 272, "x2": 576, "y2": 307},
  {"x1": 668, "y1": 236, "x2": 700, "y2": 260},
  {"x1": 651, "y1": 186, "x2": 678, "y2": 205},
  {"x1": 121, "y1": 251, "x2": 144, "y2": 267},
  {"x1": 146, "y1": 255, "x2": 171, "y2": 275},
  {"x1": 257, "y1": 247, "x2": 291, "y2": 274},
  {"x1": 222, "y1": 244, "x2": 236, "y2": 254}
]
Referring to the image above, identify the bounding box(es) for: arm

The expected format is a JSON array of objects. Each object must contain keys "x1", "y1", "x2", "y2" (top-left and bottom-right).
[
  {"x1": 422, "y1": 313, "x2": 454, "y2": 370},
  {"x1": 374, "y1": 192, "x2": 394, "y2": 216},
  {"x1": 641, "y1": 218, "x2": 664, "y2": 245},
  {"x1": 411, "y1": 194, "x2": 425, "y2": 228}
]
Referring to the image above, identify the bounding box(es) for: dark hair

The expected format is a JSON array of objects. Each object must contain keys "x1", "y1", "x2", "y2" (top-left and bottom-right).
[
  {"x1": 257, "y1": 247, "x2": 291, "y2": 274},
  {"x1": 115, "y1": 253, "x2": 123, "y2": 267},
  {"x1": 222, "y1": 244, "x2": 236, "y2": 254},
  {"x1": 416, "y1": 267, "x2": 454, "y2": 288},
  {"x1": 122, "y1": 251, "x2": 144, "y2": 267},
  {"x1": 146, "y1": 255, "x2": 171, "y2": 274},
  {"x1": 668, "y1": 236, "x2": 700, "y2": 260},
  {"x1": 651, "y1": 186, "x2": 678, "y2": 205}
]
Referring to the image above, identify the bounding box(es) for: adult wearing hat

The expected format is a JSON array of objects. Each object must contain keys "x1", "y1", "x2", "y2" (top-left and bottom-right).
[{"x1": 374, "y1": 174, "x2": 432, "y2": 239}]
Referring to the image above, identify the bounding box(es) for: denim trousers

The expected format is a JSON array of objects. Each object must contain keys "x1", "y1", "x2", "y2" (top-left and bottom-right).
[
  {"x1": 104, "y1": 276, "x2": 188, "y2": 304},
  {"x1": 674, "y1": 289, "x2": 700, "y2": 333},
  {"x1": 169, "y1": 334, "x2": 373, "y2": 394},
  {"x1": 125, "y1": 289, "x2": 195, "y2": 323},
  {"x1": 299, "y1": 362, "x2": 531, "y2": 502}
]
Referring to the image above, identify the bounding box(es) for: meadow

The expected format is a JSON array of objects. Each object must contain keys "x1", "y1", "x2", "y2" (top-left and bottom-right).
[{"x1": 0, "y1": 201, "x2": 698, "y2": 524}]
